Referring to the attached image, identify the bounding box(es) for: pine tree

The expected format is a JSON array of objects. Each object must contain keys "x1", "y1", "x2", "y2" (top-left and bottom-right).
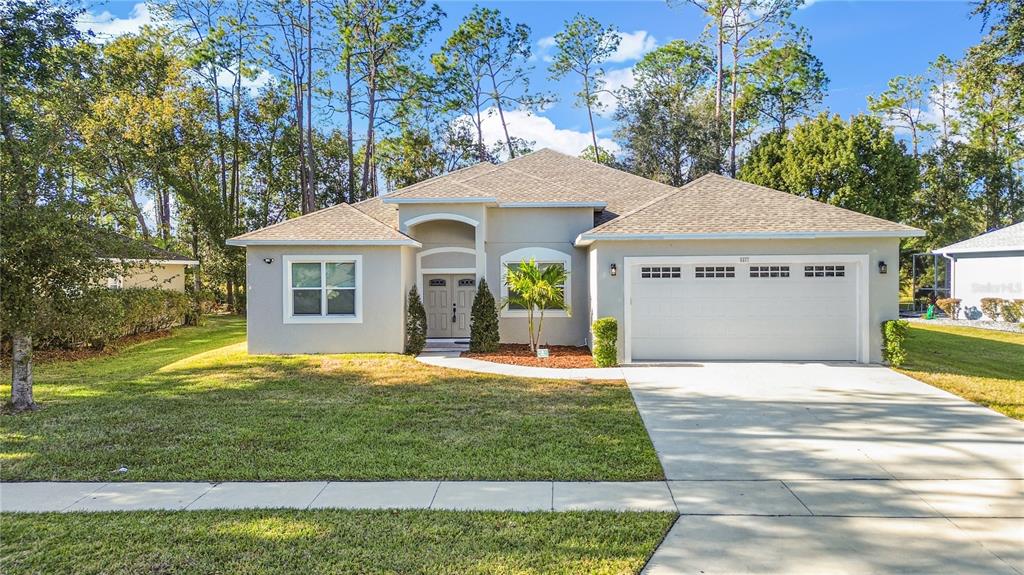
[{"x1": 469, "y1": 279, "x2": 500, "y2": 352}]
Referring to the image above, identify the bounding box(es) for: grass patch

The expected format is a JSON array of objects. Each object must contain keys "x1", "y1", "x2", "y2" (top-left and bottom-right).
[
  {"x1": 1, "y1": 316, "x2": 662, "y2": 481},
  {"x1": 0, "y1": 509, "x2": 676, "y2": 575},
  {"x1": 898, "y1": 322, "x2": 1024, "y2": 420}
]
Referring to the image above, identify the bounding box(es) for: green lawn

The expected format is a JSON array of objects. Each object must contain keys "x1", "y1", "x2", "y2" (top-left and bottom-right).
[
  {"x1": 0, "y1": 509, "x2": 676, "y2": 575},
  {"x1": 899, "y1": 322, "x2": 1024, "y2": 420},
  {"x1": 1, "y1": 316, "x2": 662, "y2": 481}
]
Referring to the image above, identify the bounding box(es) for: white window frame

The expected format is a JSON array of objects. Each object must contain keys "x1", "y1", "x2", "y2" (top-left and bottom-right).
[
  {"x1": 282, "y1": 255, "x2": 363, "y2": 324},
  {"x1": 499, "y1": 247, "x2": 571, "y2": 318}
]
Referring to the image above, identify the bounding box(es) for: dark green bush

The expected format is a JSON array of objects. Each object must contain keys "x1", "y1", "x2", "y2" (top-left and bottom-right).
[
  {"x1": 29, "y1": 287, "x2": 190, "y2": 350},
  {"x1": 592, "y1": 317, "x2": 618, "y2": 367},
  {"x1": 405, "y1": 285, "x2": 427, "y2": 355},
  {"x1": 1002, "y1": 300, "x2": 1021, "y2": 323},
  {"x1": 935, "y1": 297, "x2": 961, "y2": 319},
  {"x1": 881, "y1": 319, "x2": 909, "y2": 367},
  {"x1": 469, "y1": 279, "x2": 500, "y2": 353},
  {"x1": 979, "y1": 298, "x2": 1003, "y2": 321}
]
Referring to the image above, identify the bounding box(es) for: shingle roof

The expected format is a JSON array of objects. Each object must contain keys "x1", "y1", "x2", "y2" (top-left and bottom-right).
[
  {"x1": 384, "y1": 149, "x2": 678, "y2": 217},
  {"x1": 934, "y1": 222, "x2": 1024, "y2": 254},
  {"x1": 352, "y1": 196, "x2": 398, "y2": 228},
  {"x1": 226, "y1": 201, "x2": 419, "y2": 245},
  {"x1": 96, "y1": 229, "x2": 196, "y2": 263},
  {"x1": 578, "y1": 173, "x2": 924, "y2": 242}
]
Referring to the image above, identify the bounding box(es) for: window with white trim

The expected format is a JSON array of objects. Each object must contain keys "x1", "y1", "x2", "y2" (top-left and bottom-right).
[
  {"x1": 499, "y1": 247, "x2": 571, "y2": 317},
  {"x1": 695, "y1": 265, "x2": 735, "y2": 278},
  {"x1": 283, "y1": 256, "x2": 362, "y2": 323}
]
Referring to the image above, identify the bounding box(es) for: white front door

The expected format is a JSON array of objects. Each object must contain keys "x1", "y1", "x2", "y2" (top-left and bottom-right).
[
  {"x1": 424, "y1": 274, "x2": 475, "y2": 339},
  {"x1": 629, "y1": 260, "x2": 860, "y2": 362}
]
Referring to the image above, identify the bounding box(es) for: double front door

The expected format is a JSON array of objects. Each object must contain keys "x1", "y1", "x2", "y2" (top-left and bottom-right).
[{"x1": 424, "y1": 274, "x2": 475, "y2": 338}]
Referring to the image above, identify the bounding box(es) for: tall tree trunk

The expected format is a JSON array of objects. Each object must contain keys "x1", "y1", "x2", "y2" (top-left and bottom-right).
[
  {"x1": 583, "y1": 75, "x2": 599, "y2": 162},
  {"x1": 361, "y1": 69, "x2": 377, "y2": 197},
  {"x1": 345, "y1": 45, "x2": 355, "y2": 203},
  {"x1": 10, "y1": 332, "x2": 35, "y2": 411},
  {"x1": 729, "y1": 17, "x2": 739, "y2": 177},
  {"x1": 210, "y1": 63, "x2": 229, "y2": 209},
  {"x1": 475, "y1": 99, "x2": 485, "y2": 160},
  {"x1": 122, "y1": 176, "x2": 151, "y2": 239},
  {"x1": 489, "y1": 72, "x2": 515, "y2": 159},
  {"x1": 305, "y1": 0, "x2": 316, "y2": 211}
]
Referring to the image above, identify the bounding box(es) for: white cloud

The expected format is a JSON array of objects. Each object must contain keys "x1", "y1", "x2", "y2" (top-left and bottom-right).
[
  {"x1": 76, "y1": 3, "x2": 156, "y2": 38},
  {"x1": 465, "y1": 108, "x2": 619, "y2": 159},
  {"x1": 608, "y1": 30, "x2": 657, "y2": 63},
  {"x1": 596, "y1": 67, "x2": 635, "y2": 117}
]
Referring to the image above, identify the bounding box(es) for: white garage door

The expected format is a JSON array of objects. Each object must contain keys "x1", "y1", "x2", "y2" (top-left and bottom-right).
[{"x1": 628, "y1": 259, "x2": 861, "y2": 362}]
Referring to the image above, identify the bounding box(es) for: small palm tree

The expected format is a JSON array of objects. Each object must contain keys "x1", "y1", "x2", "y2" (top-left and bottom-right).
[{"x1": 504, "y1": 258, "x2": 570, "y2": 351}]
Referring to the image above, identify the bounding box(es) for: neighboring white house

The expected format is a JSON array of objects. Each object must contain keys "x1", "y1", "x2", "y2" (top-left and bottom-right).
[
  {"x1": 934, "y1": 222, "x2": 1024, "y2": 320},
  {"x1": 228, "y1": 149, "x2": 924, "y2": 363}
]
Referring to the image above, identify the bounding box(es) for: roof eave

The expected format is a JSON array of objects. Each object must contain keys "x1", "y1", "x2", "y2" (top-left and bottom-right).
[
  {"x1": 382, "y1": 197, "x2": 497, "y2": 205},
  {"x1": 933, "y1": 245, "x2": 1024, "y2": 255},
  {"x1": 500, "y1": 201, "x2": 608, "y2": 209},
  {"x1": 225, "y1": 239, "x2": 422, "y2": 247},
  {"x1": 575, "y1": 229, "x2": 925, "y2": 246}
]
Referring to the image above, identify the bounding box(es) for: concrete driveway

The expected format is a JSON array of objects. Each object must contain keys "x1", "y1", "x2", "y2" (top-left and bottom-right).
[{"x1": 625, "y1": 363, "x2": 1023, "y2": 575}]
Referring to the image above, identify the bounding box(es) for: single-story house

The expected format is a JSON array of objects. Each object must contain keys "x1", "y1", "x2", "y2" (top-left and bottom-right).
[
  {"x1": 228, "y1": 149, "x2": 923, "y2": 363},
  {"x1": 103, "y1": 232, "x2": 198, "y2": 292},
  {"x1": 933, "y1": 222, "x2": 1023, "y2": 320}
]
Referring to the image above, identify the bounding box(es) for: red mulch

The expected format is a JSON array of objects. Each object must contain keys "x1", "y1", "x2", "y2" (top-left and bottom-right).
[{"x1": 462, "y1": 344, "x2": 595, "y2": 368}]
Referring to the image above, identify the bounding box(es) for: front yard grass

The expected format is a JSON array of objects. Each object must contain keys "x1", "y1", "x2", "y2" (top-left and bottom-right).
[
  {"x1": 1, "y1": 316, "x2": 662, "y2": 481},
  {"x1": 0, "y1": 509, "x2": 677, "y2": 575},
  {"x1": 898, "y1": 322, "x2": 1024, "y2": 420}
]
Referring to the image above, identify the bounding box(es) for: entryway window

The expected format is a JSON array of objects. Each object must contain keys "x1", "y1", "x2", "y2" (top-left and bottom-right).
[
  {"x1": 499, "y1": 246, "x2": 572, "y2": 318},
  {"x1": 282, "y1": 255, "x2": 362, "y2": 323}
]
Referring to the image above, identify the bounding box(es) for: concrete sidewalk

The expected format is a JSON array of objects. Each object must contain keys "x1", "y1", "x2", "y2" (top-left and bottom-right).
[{"x1": 0, "y1": 480, "x2": 677, "y2": 513}]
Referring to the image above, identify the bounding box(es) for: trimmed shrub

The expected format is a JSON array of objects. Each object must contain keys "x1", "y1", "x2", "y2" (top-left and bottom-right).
[
  {"x1": 405, "y1": 285, "x2": 427, "y2": 355},
  {"x1": 881, "y1": 319, "x2": 909, "y2": 367},
  {"x1": 469, "y1": 279, "x2": 500, "y2": 353},
  {"x1": 935, "y1": 298, "x2": 961, "y2": 319},
  {"x1": 1002, "y1": 300, "x2": 1022, "y2": 323},
  {"x1": 979, "y1": 298, "x2": 1003, "y2": 321},
  {"x1": 28, "y1": 287, "x2": 189, "y2": 350},
  {"x1": 592, "y1": 317, "x2": 619, "y2": 367}
]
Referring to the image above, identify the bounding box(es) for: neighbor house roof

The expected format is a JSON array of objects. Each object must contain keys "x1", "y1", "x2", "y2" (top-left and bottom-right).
[
  {"x1": 98, "y1": 229, "x2": 198, "y2": 264},
  {"x1": 381, "y1": 149, "x2": 678, "y2": 218},
  {"x1": 576, "y1": 173, "x2": 925, "y2": 244},
  {"x1": 226, "y1": 201, "x2": 420, "y2": 246},
  {"x1": 933, "y1": 222, "x2": 1024, "y2": 255}
]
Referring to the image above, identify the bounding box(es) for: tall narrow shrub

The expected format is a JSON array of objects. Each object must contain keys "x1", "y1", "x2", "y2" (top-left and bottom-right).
[
  {"x1": 881, "y1": 319, "x2": 909, "y2": 367},
  {"x1": 470, "y1": 279, "x2": 500, "y2": 352},
  {"x1": 405, "y1": 285, "x2": 427, "y2": 355},
  {"x1": 592, "y1": 317, "x2": 618, "y2": 367}
]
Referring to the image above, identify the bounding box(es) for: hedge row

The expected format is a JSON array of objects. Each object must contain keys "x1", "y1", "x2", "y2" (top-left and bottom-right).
[{"x1": 28, "y1": 287, "x2": 191, "y2": 350}]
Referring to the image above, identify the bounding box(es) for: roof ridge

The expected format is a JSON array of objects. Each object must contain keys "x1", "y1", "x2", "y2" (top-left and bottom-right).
[
  {"x1": 230, "y1": 202, "x2": 351, "y2": 240},
  {"x1": 585, "y1": 173, "x2": 716, "y2": 234},
  {"x1": 386, "y1": 161, "x2": 499, "y2": 198},
  {"x1": 344, "y1": 198, "x2": 416, "y2": 240}
]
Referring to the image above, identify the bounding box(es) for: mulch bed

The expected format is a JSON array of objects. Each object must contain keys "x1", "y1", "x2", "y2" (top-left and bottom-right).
[{"x1": 462, "y1": 344, "x2": 596, "y2": 368}]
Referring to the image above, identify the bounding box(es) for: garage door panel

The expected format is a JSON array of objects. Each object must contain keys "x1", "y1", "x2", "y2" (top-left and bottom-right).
[{"x1": 629, "y1": 260, "x2": 859, "y2": 362}]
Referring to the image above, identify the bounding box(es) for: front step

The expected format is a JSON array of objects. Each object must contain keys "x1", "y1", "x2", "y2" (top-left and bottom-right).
[{"x1": 424, "y1": 338, "x2": 469, "y2": 353}]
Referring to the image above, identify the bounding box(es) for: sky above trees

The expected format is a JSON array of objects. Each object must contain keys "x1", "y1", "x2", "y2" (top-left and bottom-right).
[{"x1": 77, "y1": 0, "x2": 984, "y2": 155}]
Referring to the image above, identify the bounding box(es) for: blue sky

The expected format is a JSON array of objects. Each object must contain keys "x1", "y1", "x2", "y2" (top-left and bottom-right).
[{"x1": 78, "y1": 0, "x2": 985, "y2": 155}]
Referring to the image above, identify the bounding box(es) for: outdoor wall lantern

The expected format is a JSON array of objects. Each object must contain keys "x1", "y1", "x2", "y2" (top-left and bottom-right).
[
  {"x1": 263, "y1": 257, "x2": 275, "y2": 264},
  {"x1": 610, "y1": 263, "x2": 618, "y2": 277},
  {"x1": 878, "y1": 260, "x2": 888, "y2": 274}
]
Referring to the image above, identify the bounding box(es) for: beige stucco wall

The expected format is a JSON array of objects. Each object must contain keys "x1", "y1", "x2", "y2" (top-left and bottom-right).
[
  {"x1": 950, "y1": 252, "x2": 1024, "y2": 319},
  {"x1": 121, "y1": 263, "x2": 188, "y2": 292},
  {"x1": 485, "y1": 207, "x2": 594, "y2": 346},
  {"x1": 244, "y1": 244, "x2": 411, "y2": 354},
  {"x1": 588, "y1": 237, "x2": 901, "y2": 363}
]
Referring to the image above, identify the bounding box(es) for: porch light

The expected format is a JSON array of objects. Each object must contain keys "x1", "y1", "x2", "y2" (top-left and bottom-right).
[
  {"x1": 610, "y1": 263, "x2": 617, "y2": 277},
  {"x1": 878, "y1": 260, "x2": 887, "y2": 274},
  {"x1": 263, "y1": 257, "x2": 274, "y2": 264}
]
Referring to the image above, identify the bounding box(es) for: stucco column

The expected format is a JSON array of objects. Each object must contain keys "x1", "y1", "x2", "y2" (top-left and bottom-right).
[{"x1": 475, "y1": 211, "x2": 487, "y2": 282}]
